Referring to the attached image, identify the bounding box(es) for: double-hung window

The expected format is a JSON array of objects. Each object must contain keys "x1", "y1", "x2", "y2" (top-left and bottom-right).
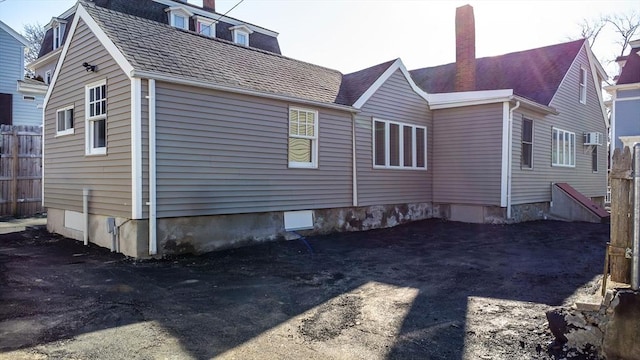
[
  {"x1": 52, "y1": 22, "x2": 65, "y2": 50},
  {"x1": 521, "y1": 118, "x2": 533, "y2": 169},
  {"x1": 56, "y1": 106, "x2": 74, "y2": 136},
  {"x1": 373, "y1": 119, "x2": 426, "y2": 169},
  {"x1": 288, "y1": 107, "x2": 318, "y2": 168},
  {"x1": 551, "y1": 127, "x2": 575, "y2": 167},
  {"x1": 579, "y1": 67, "x2": 587, "y2": 104},
  {"x1": 85, "y1": 80, "x2": 107, "y2": 155}
]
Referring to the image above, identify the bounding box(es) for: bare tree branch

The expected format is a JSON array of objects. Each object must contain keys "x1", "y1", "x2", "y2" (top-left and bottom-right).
[
  {"x1": 604, "y1": 10, "x2": 640, "y2": 57},
  {"x1": 22, "y1": 23, "x2": 45, "y2": 76}
]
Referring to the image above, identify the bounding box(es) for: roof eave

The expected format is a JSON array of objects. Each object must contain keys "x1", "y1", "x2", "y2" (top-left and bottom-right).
[
  {"x1": 131, "y1": 69, "x2": 358, "y2": 113},
  {"x1": 512, "y1": 95, "x2": 558, "y2": 115},
  {"x1": 605, "y1": 82, "x2": 640, "y2": 94},
  {"x1": 27, "y1": 48, "x2": 62, "y2": 70},
  {"x1": 17, "y1": 81, "x2": 48, "y2": 94}
]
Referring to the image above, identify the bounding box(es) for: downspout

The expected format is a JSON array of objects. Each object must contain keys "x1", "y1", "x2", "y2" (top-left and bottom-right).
[
  {"x1": 507, "y1": 100, "x2": 520, "y2": 219},
  {"x1": 351, "y1": 113, "x2": 358, "y2": 207},
  {"x1": 632, "y1": 143, "x2": 639, "y2": 290},
  {"x1": 148, "y1": 79, "x2": 157, "y2": 255},
  {"x1": 83, "y1": 188, "x2": 89, "y2": 246}
]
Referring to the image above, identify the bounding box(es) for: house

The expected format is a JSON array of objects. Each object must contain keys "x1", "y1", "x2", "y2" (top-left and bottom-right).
[
  {"x1": 606, "y1": 38, "x2": 640, "y2": 153},
  {"x1": 28, "y1": 0, "x2": 281, "y2": 83},
  {"x1": 0, "y1": 20, "x2": 46, "y2": 126},
  {"x1": 43, "y1": 2, "x2": 608, "y2": 258}
]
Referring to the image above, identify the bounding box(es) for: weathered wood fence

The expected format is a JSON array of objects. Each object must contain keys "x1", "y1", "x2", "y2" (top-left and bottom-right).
[
  {"x1": 0, "y1": 125, "x2": 42, "y2": 217},
  {"x1": 609, "y1": 147, "x2": 635, "y2": 283}
]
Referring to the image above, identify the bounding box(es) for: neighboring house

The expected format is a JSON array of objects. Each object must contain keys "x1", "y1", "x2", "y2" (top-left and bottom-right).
[
  {"x1": 0, "y1": 21, "x2": 46, "y2": 126},
  {"x1": 28, "y1": 0, "x2": 280, "y2": 83},
  {"x1": 606, "y1": 38, "x2": 640, "y2": 153},
  {"x1": 43, "y1": 2, "x2": 608, "y2": 258}
]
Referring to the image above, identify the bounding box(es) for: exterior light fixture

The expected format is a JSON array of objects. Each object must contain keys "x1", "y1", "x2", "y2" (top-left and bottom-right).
[{"x1": 82, "y1": 62, "x2": 97, "y2": 72}]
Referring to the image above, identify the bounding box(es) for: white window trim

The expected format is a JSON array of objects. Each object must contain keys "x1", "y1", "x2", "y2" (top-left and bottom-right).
[
  {"x1": 288, "y1": 107, "x2": 318, "y2": 169},
  {"x1": 229, "y1": 24, "x2": 253, "y2": 46},
  {"x1": 165, "y1": 7, "x2": 193, "y2": 30},
  {"x1": 579, "y1": 67, "x2": 587, "y2": 104},
  {"x1": 521, "y1": 118, "x2": 534, "y2": 170},
  {"x1": 52, "y1": 22, "x2": 65, "y2": 50},
  {"x1": 194, "y1": 15, "x2": 216, "y2": 37},
  {"x1": 551, "y1": 127, "x2": 575, "y2": 168},
  {"x1": 372, "y1": 118, "x2": 427, "y2": 170},
  {"x1": 85, "y1": 79, "x2": 107, "y2": 156},
  {"x1": 55, "y1": 105, "x2": 74, "y2": 136}
]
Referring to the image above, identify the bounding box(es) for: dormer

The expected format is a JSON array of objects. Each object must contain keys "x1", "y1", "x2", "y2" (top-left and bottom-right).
[
  {"x1": 48, "y1": 17, "x2": 67, "y2": 50},
  {"x1": 165, "y1": 6, "x2": 193, "y2": 30},
  {"x1": 229, "y1": 24, "x2": 253, "y2": 46},
  {"x1": 193, "y1": 15, "x2": 217, "y2": 37}
]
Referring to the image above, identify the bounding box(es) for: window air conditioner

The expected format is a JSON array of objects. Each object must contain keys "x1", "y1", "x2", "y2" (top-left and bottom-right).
[{"x1": 584, "y1": 132, "x2": 603, "y2": 146}]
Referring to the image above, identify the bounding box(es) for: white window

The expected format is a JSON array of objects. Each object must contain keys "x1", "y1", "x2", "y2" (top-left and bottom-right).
[
  {"x1": 85, "y1": 80, "x2": 107, "y2": 155},
  {"x1": 288, "y1": 107, "x2": 318, "y2": 168},
  {"x1": 165, "y1": 7, "x2": 193, "y2": 30},
  {"x1": 194, "y1": 16, "x2": 216, "y2": 37},
  {"x1": 52, "y1": 22, "x2": 65, "y2": 50},
  {"x1": 230, "y1": 25, "x2": 253, "y2": 46},
  {"x1": 579, "y1": 67, "x2": 587, "y2": 104},
  {"x1": 373, "y1": 119, "x2": 426, "y2": 170},
  {"x1": 552, "y1": 127, "x2": 575, "y2": 167},
  {"x1": 56, "y1": 106, "x2": 74, "y2": 136},
  {"x1": 45, "y1": 70, "x2": 52, "y2": 85}
]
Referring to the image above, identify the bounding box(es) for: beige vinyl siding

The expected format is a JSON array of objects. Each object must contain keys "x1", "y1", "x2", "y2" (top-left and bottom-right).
[
  {"x1": 355, "y1": 70, "x2": 432, "y2": 206},
  {"x1": 432, "y1": 103, "x2": 504, "y2": 206},
  {"x1": 511, "y1": 45, "x2": 607, "y2": 204},
  {"x1": 154, "y1": 82, "x2": 352, "y2": 218},
  {"x1": 44, "y1": 19, "x2": 132, "y2": 217}
]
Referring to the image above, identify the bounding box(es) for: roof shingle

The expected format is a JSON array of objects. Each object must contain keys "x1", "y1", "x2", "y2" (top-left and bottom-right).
[{"x1": 410, "y1": 39, "x2": 585, "y2": 105}]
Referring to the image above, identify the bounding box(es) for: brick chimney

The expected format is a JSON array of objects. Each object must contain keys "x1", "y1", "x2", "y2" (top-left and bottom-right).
[
  {"x1": 455, "y1": 4, "x2": 476, "y2": 92},
  {"x1": 203, "y1": 0, "x2": 215, "y2": 12}
]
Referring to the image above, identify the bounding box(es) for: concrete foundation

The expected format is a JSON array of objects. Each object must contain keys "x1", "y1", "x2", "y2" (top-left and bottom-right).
[
  {"x1": 511, "y1": 202, "x2": 549, "y2": 222},
  {"x1": 446, "y1": 204, "x2": 507, "y2": 224}
]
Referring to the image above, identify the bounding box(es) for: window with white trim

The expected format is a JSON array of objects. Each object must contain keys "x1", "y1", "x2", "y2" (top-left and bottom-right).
[
  {"x1": 85, "y1": 81, "x2": 107, "y2": 155},
  {"x1": 52, "y1": 22, "x2": 65, "y2": 50},
  {"x1": 373, "y1": 119, "x2": 426, "y2": 169},
  {"x1": 165, "y1": 7, "x2": 192, "y2": 30},
  {"x1": 195, "y1": 16, "x2": 216, "y2": 37},
  {"x1": 521, "y1": 118, "x2": 533, "y2": 169},
  {"x1": 592, "y1": 147, "x2": 598, "y2": 172},
  {"x1": 56, "y1": 106, "x2": 74, "y2": 136},
  {"x1": 579, "y1": 67, "x2": 587, "y2": 104},
  {"x1": 230, "y1": 25, "x2": 253, "y2": 46},
  {"x1": 288, "y1": 107, "x2": 318, "y2": 168},
  {"x1": 551, "y1": 127, "x2": 575, "y2": 167}
]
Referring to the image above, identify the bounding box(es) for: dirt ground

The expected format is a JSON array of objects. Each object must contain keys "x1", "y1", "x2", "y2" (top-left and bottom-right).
[{"x1": 0, "y1": 219, "x2": 608, "y2": 360}]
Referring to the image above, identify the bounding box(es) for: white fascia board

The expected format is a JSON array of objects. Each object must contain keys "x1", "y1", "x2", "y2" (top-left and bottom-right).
[
  {"x1": 229, "y1": 24, "x2": 254, "y2": 34},
  {"x1": 44, "y1": 3, "x2": 134, "y2": 109},
  {"x1": 605, "y1": 82, "x2": 640, "y2": 94},
  {"x1": 152, "y1": 0, "x2": 278, "y2": 37},
  {"x1": 584, "y1": 43, "x2": 610, "y2": 129},
  {"x1": 27, "y1": 48, "x2": 61, "y2": 70},
  {"x1": 428, "y1": 89, "x2": 514, "y2": 109},
  {"x1": 17, "y1": 82, "x2": 48, "y2": 95},
  {"x1": 165, "y1": 6, "x2": 194, "y2": 17},
  {"x1": 0, "y1": 20, "x2": 29, "y2": 46},
  {"x1": 352, "y1": 58, "x2": 430, "y2": 109},
  {"x1": 500, "y1": 101, "x2": 510, "y2": 207},
  {"x1": 131, "y1": 70, "x2": 358, "y2": 113},
  {"x1": 131, "y1": 78, "x2": 143, "y2": 219},
  {"x1": 512, "y1": 95, "x2": 558, "y2": 115}
]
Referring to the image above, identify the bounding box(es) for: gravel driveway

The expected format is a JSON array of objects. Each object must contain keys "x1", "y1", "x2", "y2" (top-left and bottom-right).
[{"x1": 0, "y1": 219, "x2": 607, "y2": 359}]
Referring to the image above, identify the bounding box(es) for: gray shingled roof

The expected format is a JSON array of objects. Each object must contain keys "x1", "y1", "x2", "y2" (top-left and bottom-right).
[
  {"x1": 82, "y1": 2, "x2": 343, "y2": 105},
  {"x1": 336, "y1": 59, "x2": 396, "y2": 106}
]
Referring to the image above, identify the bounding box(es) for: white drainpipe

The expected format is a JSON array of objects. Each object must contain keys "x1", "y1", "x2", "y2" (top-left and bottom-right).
[
  {"x1": 83, "y1": 188, "x2": 89, "y2": 246},
  {"x1": 148, "y1": 79, "x2": 157, "y2": 256},
  {"x1": 351, "y1": 113, "x2": 358, "y2": 207},
  {"x1": 507, "y1": 100, "x2": 520, "y2": 219}
]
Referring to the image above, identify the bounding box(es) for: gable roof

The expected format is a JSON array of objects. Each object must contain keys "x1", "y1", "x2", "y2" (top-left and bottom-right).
[
  {"x1": 0, "y1": 20, "x2": 28, "y2": 46},
  {"x1": 410, "y1": 39, "x2": 586, "y2": 106},
  {"x1": 616, "y1": 45, "x2": 640, "y2": 85},
  {"x1": 65, "y1": 2, "x2": 345, "y2": 108},
  {"x1": 336, "y1": 59, "x2": 396, "y2": 106}
]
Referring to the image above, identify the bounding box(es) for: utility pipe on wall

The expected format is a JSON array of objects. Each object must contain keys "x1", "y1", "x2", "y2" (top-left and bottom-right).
[
  {"x1": 632, "y1": 144, "x2": 639, "y2": 290},
  {"x1": 506, "y1": 100, "x2": 521, "y2": 219},
  {"x1": 83, "y1": 188, "x2": 89, "y2": 246}
]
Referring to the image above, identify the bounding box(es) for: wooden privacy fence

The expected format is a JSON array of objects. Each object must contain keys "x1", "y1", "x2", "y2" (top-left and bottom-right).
[
  {"x1": 608, "y1": 146, "x2": 634, "y2": 284},
  {"x1": 0, "y1": 125, "x2": 42, "y2": 217}
]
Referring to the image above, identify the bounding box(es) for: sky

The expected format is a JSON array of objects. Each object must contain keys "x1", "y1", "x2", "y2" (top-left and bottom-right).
[{"x1": 0, "y1": 0, "x2": 638, "y2": 77}]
